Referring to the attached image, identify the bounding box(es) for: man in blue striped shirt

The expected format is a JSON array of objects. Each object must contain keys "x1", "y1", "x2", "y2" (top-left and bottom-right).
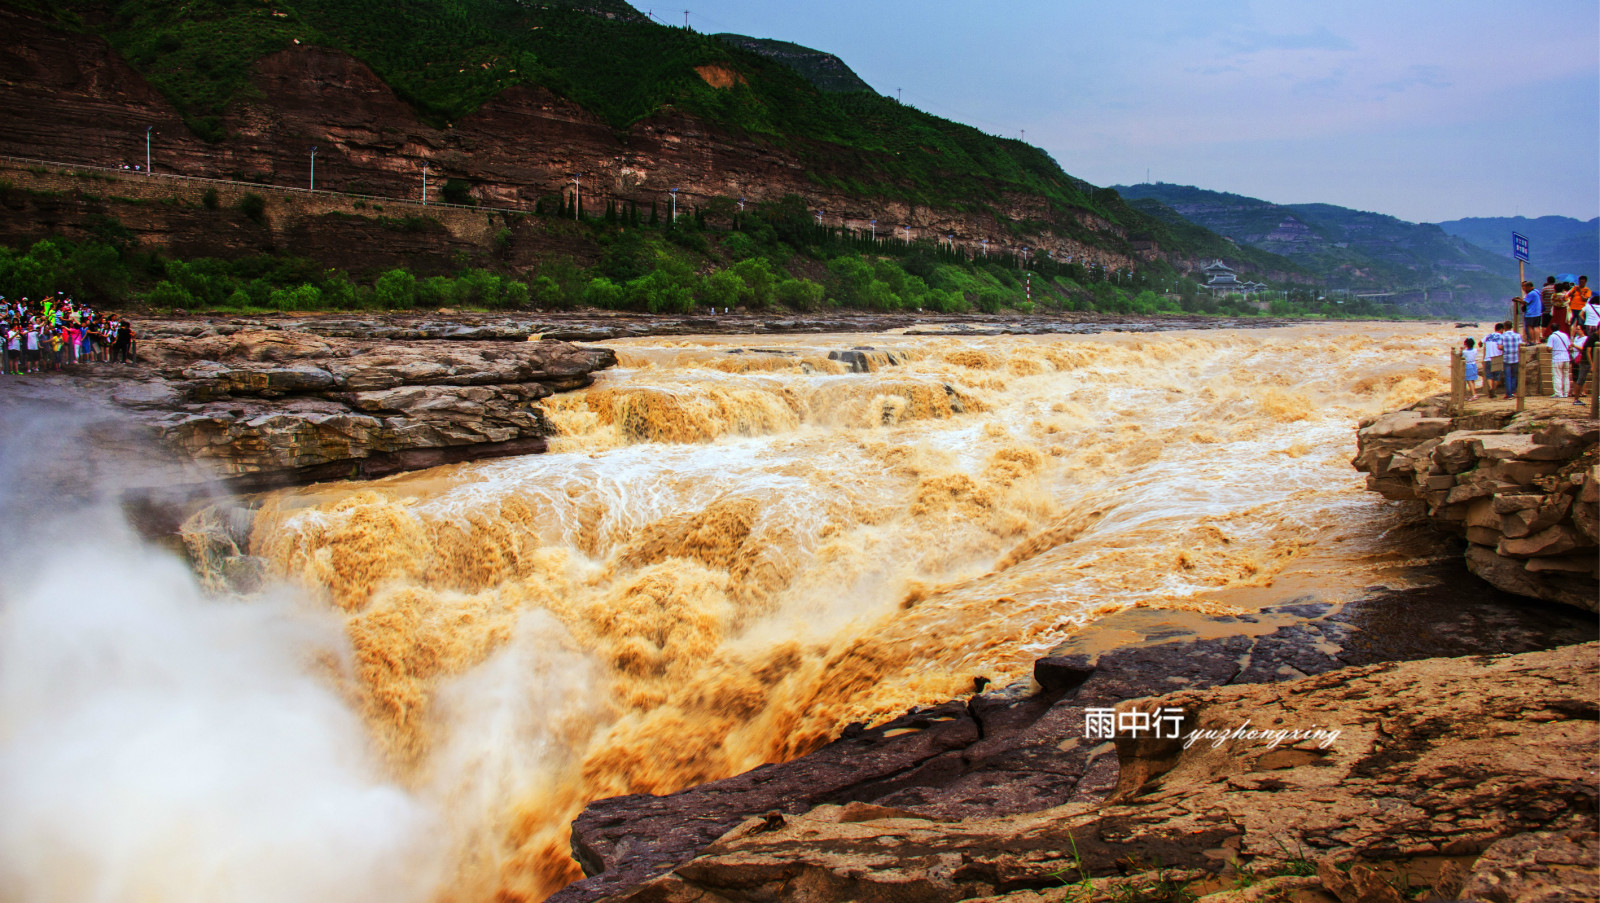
[{"x1": 1501, "y1": 323, "x2": 1523, "y2": 396}]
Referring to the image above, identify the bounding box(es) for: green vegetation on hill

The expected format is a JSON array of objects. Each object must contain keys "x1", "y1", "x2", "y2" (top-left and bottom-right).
[
  {"x1": 0, "y1": 191, "x2": 1404, "y2": 320},
  {"x1": 27, "y1": 0, "x2": 1248, "y2": 266}
]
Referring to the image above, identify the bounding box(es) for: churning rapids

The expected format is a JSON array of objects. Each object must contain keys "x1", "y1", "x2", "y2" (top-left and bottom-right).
[{"x1": 1, "y1": 323, "x2": 1463, "y2": 903}]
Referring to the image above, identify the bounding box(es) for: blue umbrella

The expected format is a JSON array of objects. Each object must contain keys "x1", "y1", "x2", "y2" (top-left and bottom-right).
[{"x1": 1557, "y1": 273, "x2": 1581, "y2": 283}]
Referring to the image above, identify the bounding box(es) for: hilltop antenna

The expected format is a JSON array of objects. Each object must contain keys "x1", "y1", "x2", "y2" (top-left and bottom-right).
[
  {"x1": 683, "y1": 9, "x2": 690, "y2": 28},
  {"x1": 897, "y1": 88, "x2": 902, "y2": 102},
  {"x1": 1020, "y1": 129, "x2": 1025, "y2": 142}
]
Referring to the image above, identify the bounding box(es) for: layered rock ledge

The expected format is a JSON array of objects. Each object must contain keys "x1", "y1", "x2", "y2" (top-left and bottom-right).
[
  {"x1": 1353, "y1": 396, "x2": 1598, "y2": 611},
  {"x1": 0, "y1": 323, "x2": 615, "y2": 496}
]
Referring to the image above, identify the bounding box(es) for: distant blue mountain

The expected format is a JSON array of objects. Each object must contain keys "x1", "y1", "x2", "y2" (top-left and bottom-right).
[{"x1": 1433, "y1": 216, "x2": 1598, "y2": 281}]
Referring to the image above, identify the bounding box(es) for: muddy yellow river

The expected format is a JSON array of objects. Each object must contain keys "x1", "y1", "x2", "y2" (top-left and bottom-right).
[{"x1": 207, "y1": 323, "x2": 1453, "y2": 901}]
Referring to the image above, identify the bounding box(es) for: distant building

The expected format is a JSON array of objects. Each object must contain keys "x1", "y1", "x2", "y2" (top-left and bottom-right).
[{"x1": 1201, "y1": 261, "x2": 1266, "y2": 296}]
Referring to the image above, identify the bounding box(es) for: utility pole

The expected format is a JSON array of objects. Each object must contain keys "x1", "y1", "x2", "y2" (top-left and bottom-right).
[
  {"x1": 309, "y1": 146, "x2": 317, "y2": 191},
  {"x1": 422, "y1": 163, "x2": 428, "y2": 204},
  {"x1": 144, "y1": 126, "x2": 152, "y2": 174},
  {"x1": 573, "y1": 174, "x2": 581, "y2": 220}
]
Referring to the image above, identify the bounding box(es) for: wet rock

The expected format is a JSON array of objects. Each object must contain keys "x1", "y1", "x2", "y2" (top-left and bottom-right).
[{"x1": 1032, "y1": 653, "x2": 1096, "y2": 693}]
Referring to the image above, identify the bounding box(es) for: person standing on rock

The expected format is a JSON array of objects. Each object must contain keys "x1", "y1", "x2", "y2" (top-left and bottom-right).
[
  {"x1": 1566, "y1": 275, "x2": 1591, "y2": 326},
  {"x1": 1483, "y1": 323, "x2": 1505, "y2": 398},
  {"x1": 1501, "y1": 321, "x2": 1523, "y2": 396},
  {"x1": 1548, "y1": 323, "x2": 1574, "y2": 397},
  {"x1": 1461, "y1": 337, "x2": 1480, "y2": 399},
  {"x1": 1518, "y1": 281, "x2": 1544, "y2": 343}
]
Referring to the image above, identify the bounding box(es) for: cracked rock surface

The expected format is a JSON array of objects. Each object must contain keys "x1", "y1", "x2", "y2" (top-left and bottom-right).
[
  {"x1": 553, "y1": 578, "x2": 1595, "y2": 903},
  {"x1": 593, "y1": 642, "x2": 1599, "y2": 903}
]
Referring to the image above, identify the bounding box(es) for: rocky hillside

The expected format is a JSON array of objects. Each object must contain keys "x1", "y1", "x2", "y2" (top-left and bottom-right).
[
  {"x1": 0, "y1": 0, "x2": 1249, "y2": 275},
  {"x1": 713, "y1": 35, "x2": 875, "y2": 94},
  {"x1": 1114, "y1": 183, "x2": 1517, "y2": 312}
]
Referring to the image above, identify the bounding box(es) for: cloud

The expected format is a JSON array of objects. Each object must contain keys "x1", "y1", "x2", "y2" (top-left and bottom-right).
[
  {"x1": 1222, "y1": 25, "x2": 1355, "y2": 55},
  {"x1": 1372, "y1": 64, "x2": 1452, "y2": 97}
]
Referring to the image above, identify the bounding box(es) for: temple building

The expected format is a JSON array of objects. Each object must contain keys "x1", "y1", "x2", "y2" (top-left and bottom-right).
[{"x1": 1202, "y1": 261, "x2": 1267, "y2": 296}]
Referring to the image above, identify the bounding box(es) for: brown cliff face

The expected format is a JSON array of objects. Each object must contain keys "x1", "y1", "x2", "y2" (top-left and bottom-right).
[{"x1": 0, "y1": 7, "x2": 1138, "y2": 271}]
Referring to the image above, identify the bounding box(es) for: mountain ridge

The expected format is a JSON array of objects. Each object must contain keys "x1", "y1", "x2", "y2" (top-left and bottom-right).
[
  {"x1": 1112, "y1": 182, "x2": 1517, "y2": 312},
  {"x1": 1434, "y1": 215, "x2": 1598, "y2": 280}
]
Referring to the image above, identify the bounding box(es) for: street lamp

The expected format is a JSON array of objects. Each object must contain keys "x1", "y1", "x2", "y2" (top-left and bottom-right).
[
  {"x1": 815, "y1": 209, "x2": 823, "y2": 226},
  {"x1": 144, "y1": 126, "x2": 152, "y2": 174},
  {"x1": 309, "y1": 146, "x2": 317, "y2": 191},
  {"x1": 870, "y1": 219, "x2": 876, "y2": 242},
  {"x1": 421, "y1": 163, "x2": 428, "y2": 205},
  {"x1": 738, "y1": 196, "x2": 745, "y2": 213},
  {"x1": 573, "y1": 174, "x2": 581, "y2": 220},
  {"x1": 670, "y1": 187, "x2": 678, "y2": 223}
]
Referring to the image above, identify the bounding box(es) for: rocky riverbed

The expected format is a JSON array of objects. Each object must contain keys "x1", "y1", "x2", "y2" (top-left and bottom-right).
[{"x1": 550, "y1": 565, "x2": 1597, "y2": 903}]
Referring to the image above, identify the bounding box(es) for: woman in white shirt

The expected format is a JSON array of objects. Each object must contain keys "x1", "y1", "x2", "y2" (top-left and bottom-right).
[{"x1": 1548, "y1": 325, "x2": 1574, "y2": 397}]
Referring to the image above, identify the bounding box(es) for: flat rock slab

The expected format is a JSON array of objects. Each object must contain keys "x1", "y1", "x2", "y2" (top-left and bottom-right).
[
  {"x1": 600, "y1": 642, "x2": 1600, "y2": 903},
  {"x1": 551, "y1": 569, "x2": 1597, "y2": 903}
]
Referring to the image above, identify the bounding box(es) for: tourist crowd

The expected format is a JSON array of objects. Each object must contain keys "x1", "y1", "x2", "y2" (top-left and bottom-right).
[
  {"x1": 1460, "y1": 275, "x2": 1596, "y2": 403},
  {"x1": 2, "y1": 295, "x2": 137, "y2": 374}
]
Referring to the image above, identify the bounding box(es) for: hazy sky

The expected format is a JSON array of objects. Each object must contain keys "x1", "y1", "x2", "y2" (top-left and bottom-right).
[{"x1": 668, "y1": 1, "x2": 1599, "y2": 224}]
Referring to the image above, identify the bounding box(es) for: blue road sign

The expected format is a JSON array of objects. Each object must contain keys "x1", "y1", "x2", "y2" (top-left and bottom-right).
[{"x1": 1512, "y1": 232, "x2": 1530, "y2": 262}]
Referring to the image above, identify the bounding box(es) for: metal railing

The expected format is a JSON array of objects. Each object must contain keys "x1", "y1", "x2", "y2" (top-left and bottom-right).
[{"x1": 0, "y1": 152, "x2": 533, "y2": 217}]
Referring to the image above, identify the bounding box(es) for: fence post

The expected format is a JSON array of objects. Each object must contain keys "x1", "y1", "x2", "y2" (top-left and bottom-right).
[
  {"x1": 1449, "y1": 346, "x2": 1465, "y2": 414},
  {"x1": 1591, "y1": 349, "x2": 1598, "y2": 420},
  {"x1": 1516, "y1": 354, "x2": 1527, "y2": 412}
]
